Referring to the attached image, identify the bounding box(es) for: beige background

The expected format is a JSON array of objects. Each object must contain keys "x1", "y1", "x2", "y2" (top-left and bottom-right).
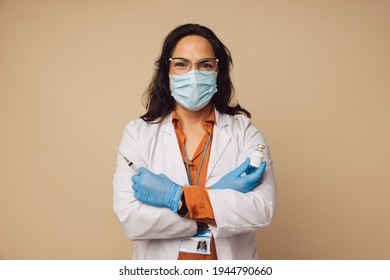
[{"x1": 1, "y1": 0, "x2": 389, "y2": 259}]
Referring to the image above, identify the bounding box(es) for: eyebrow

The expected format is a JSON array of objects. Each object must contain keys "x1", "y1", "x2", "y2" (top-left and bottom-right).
[{"x1": 170, "y1": 57, "x2": 218, "y2": 61}]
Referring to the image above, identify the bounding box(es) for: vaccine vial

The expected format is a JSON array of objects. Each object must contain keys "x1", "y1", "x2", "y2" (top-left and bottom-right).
[{"x1": 247, "y1": 144, "x2": 265, "y2": 174}]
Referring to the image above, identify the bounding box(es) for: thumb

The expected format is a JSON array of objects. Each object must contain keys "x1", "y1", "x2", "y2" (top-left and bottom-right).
[{"x1": 230, "y1": 158, "x2": 250, "y2": 177}]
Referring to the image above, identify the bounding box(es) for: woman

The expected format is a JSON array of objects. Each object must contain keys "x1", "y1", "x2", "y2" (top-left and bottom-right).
[
  {"x1": 113, "y1": 23, "x2": 276, "y2": 260},
  {"x1": 197, "y1": 240, "x2": 208, "y2": 253}
]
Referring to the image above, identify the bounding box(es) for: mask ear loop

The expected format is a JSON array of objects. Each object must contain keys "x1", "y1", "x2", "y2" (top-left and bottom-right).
[{"x1": 184, "y1": 133, "x2": 211, "y2": 186}]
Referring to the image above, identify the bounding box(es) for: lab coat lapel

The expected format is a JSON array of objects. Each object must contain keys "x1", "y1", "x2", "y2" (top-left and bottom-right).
[
  {"x1": 207, "y1": 110, "x2": 230, "y2": 179},
  {"x1": 160, "y1": 114, "x2": 188, "y2": 184}
]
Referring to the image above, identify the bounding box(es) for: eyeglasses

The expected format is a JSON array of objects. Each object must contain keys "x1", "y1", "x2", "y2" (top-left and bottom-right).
[{"x1": 169, "y1": 57, "x2": 219, "y2": 75}]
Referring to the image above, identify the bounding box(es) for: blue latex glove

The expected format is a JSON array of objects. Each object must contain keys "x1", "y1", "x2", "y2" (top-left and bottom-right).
[
  {"x1": 211, "y1": 158, "x2": 267, "y2": 193},
  {"x1": 131, "y1": 167, "x2": 182, "y2": 213}
]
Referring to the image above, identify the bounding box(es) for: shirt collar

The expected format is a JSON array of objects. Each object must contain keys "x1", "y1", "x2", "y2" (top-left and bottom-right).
[{"x1": 172, "y1": 108, "x2": 216, "y2": 130}]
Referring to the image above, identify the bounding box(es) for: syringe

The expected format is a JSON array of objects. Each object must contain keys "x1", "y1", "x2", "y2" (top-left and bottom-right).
[{"x1": 114, "y1": 146, "x2": 140, "y2": 174}]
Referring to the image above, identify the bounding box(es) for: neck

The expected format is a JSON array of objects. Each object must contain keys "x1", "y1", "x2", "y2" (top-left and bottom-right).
[{"x1": 175, "y1": 103, "x2": 213, "y2": 129}]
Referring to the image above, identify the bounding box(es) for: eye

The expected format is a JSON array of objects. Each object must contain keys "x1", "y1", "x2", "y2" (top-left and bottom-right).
[
  {"x1": 171, "y1": 58, "x2": 190, "y2": 68},
  {"x1": 174, "y1": 62, "x2": 184, "y2": 67},
  {"x1": 198, "y1": 59, "x2": 217, "y2": 70},
  {"x1": 201, "y1": 62, "x2": 213, "y2": 68}
]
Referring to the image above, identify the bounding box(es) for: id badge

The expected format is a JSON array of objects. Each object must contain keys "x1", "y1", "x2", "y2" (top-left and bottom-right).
[{"x1": 179, "y1": 229, "x2": 211, "y2": 255}]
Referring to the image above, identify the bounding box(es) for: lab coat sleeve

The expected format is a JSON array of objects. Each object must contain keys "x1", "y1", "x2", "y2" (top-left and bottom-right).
[
  {"x1": 113, "y1": 120, "x2": 197, "y2": 240},
  {"x1": 207, "y1": 117, "x2": 277, "y2": 238}
]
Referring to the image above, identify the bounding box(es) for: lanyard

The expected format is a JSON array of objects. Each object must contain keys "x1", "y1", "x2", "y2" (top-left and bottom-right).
[{"x1": 184, "y1": 133, "x2": 211, "y2": 186}]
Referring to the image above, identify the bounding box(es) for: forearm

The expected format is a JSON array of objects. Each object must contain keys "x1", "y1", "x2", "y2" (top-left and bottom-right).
[
  {"x1": 207, "y1": 160, "x2": 276, "y2": 238},
  {"x1": 114, "y1": 173, "x2": 197, "y2": 240}
]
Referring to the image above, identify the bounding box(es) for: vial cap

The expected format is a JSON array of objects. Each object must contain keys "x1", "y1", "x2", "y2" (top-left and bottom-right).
[{"x1": 257, "y1": 144, "x2": 265, "y2": 151}]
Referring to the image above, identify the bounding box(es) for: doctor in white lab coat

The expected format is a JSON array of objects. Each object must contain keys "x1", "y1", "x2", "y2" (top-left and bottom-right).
[{"x1": 113, "y1": 24, "x2": 276, "y2": 260}]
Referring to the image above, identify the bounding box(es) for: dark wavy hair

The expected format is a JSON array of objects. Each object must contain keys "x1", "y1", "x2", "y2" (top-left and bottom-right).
[{"x1": 141, "y1": 23, "x2": 251, "y2": 122}]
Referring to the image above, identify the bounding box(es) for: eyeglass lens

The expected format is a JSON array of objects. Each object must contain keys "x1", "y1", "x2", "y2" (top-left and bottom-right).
[{"x1": 170, "y1": 58, "x2": 218, "y2": 75}]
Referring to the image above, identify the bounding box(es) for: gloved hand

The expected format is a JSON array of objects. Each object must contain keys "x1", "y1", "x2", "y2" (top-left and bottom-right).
[
  {"x1": 131, "y1": 167, "x2": 182, "y2": 213},
  {"x1": 211, "y1": 158, "x2": 267, "y2": 193}
]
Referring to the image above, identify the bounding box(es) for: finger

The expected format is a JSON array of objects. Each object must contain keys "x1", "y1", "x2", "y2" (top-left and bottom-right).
[
  {"x1": 132, "y1": 183, "x2": 139, "y2": 192},
  {"x1": 249, "y1": 161, "x2": 267, "y2": 177},
  {"x1": 133, "y1": 189, "x2": 141, "y2": 201},
  {"x1": 230, "y1": 158, "x2": 250, "y2": 177},
  {"x1": 244, "y1": 162, "x2": 267, "y2": 184},
  {"x1": 258, "y1": 161, "x2": 267, "y2": 174},
  {"x1": 131, "y1": 173, "x2": 141, "y2": 184},
  {"x1": 255, "y1": 162, "x2": 266, "y2": 178}
]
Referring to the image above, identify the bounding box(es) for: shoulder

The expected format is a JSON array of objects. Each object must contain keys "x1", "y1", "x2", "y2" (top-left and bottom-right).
[
  {"x1": 216, "y1": 110, "x2": 266, "y2": 150},
  {"x1": 216, "y1": 110, "x2": 257, "y2": 132},
  {"x1": 124, "y1": 115, "x2": 170, "y2": 135},
  {"x1": 125, "y1": 118, "x2": 150, "y2": 131}
]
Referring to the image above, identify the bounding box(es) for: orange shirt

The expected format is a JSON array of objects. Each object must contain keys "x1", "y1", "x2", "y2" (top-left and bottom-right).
[{"x1": 172, "y1": 110, "x2": 218, "y2": 260}]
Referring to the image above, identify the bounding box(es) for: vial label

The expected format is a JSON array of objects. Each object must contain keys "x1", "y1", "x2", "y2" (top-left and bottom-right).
[{"x1": 250, "y1": 153, "x2": 263, "y2": 168}]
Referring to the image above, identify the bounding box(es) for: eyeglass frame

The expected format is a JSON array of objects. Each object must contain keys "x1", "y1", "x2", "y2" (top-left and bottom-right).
[{"x1": 168, "y1": 57, "x2": 219, "y2": 75}]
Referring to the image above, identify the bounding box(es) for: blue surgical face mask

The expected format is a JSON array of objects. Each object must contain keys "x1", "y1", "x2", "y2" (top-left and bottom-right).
[{"x1": 169, "y1": 70, "x2": 218, "y2": 111}]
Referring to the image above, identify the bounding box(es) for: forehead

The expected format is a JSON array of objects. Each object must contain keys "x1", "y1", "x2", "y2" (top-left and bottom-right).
[{"x1": 172, "y1": 35, "x2": 215, "y2": 59}]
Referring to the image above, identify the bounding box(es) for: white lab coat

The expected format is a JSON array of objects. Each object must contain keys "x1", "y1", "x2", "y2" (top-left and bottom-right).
[{"x1": 113, "y1": 108, "x2": 276, "y2": 259}]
